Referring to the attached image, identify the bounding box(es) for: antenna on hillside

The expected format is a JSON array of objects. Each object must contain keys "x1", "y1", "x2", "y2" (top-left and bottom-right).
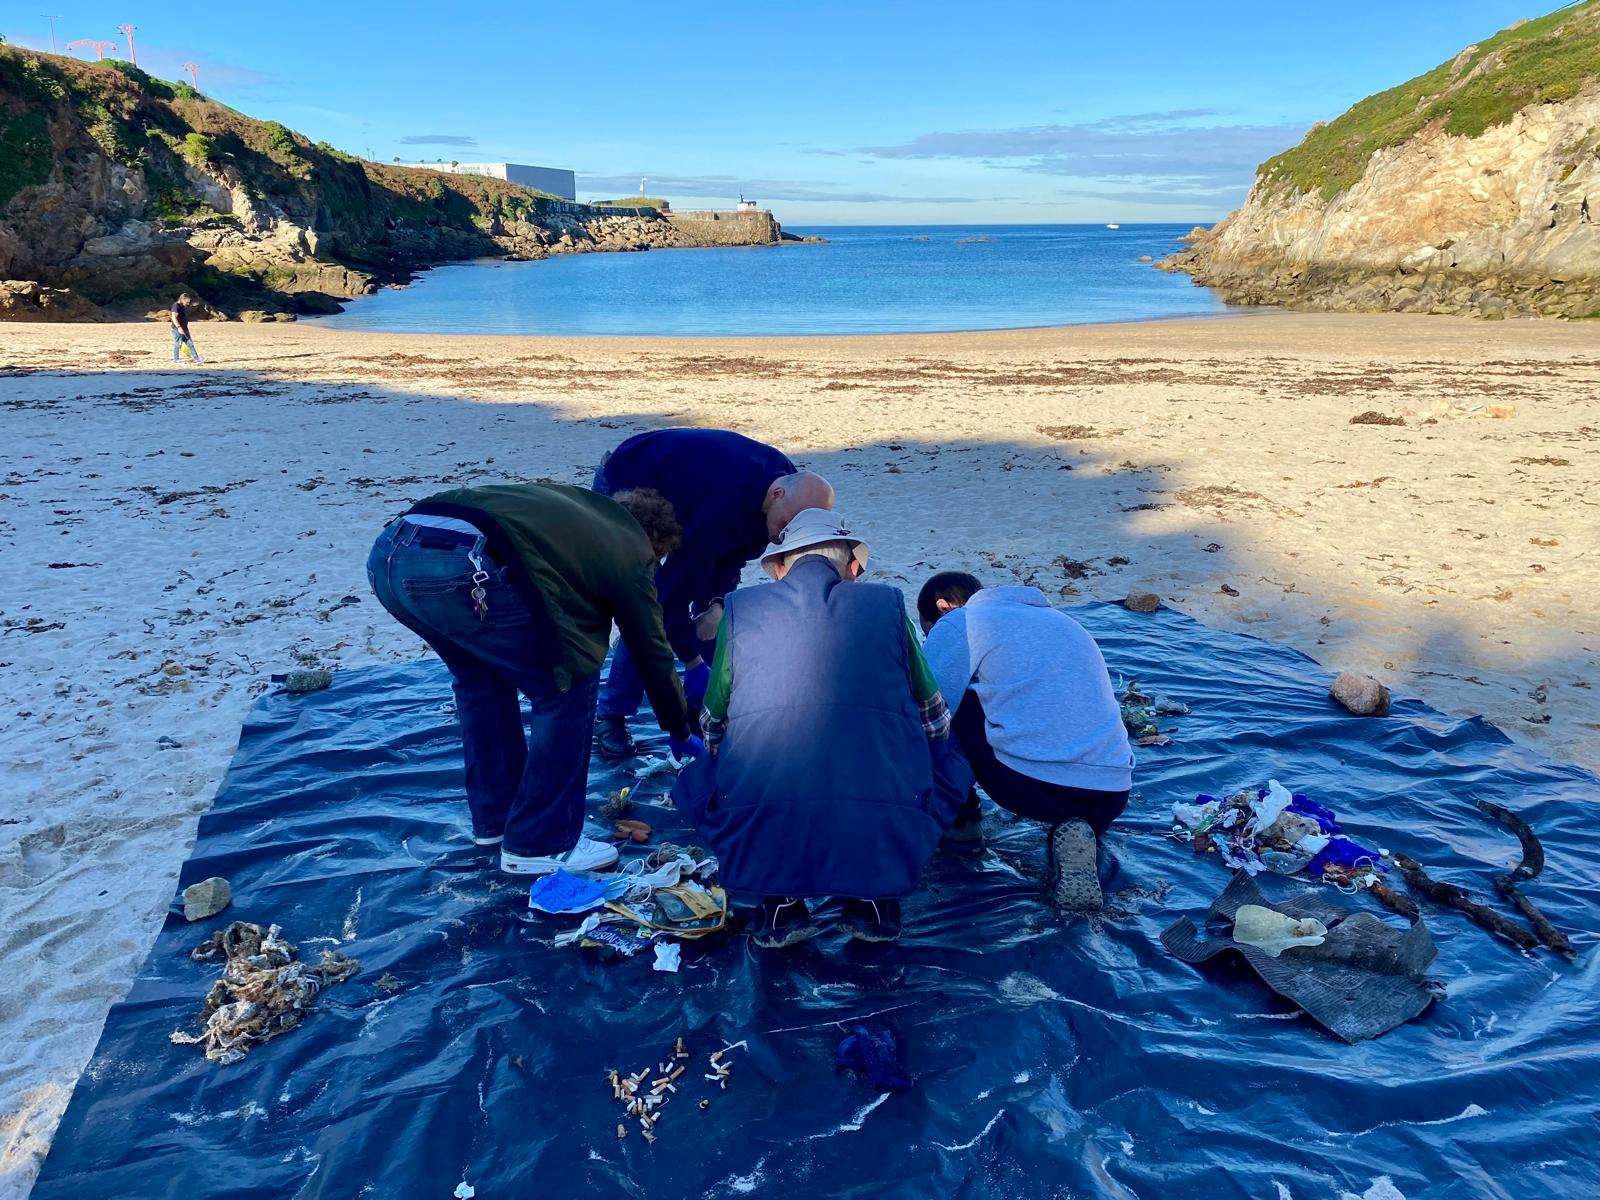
[
  {"x1": 41, "y1": 14, "x2": 60, "y2": 54},
  {"x1": 67, "y1": 38, "x2": 117, "y2": 60},
  {"x1": 640, "y1": 177, "x2": 647, "y2": 195},
  {"x1": 183, "y1": 62, "x2": 199, "y2": 88},
  {"x1": 117, "y1": 23, "x2": 137, "y2": 67}
]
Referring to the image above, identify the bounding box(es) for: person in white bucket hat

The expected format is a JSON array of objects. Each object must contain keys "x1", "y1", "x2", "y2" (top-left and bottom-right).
[{"x1": 671, "y1": 507, "x2": 960, "y2": 948}]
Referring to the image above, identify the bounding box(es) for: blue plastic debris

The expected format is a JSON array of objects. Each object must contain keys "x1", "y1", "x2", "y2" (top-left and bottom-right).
[
  {"x1": 528, "y1": 869, "x2": 608, "y2": 914},
  {"x1": 835, "y1": 1024, "x2": 914, "y2": 1092}
]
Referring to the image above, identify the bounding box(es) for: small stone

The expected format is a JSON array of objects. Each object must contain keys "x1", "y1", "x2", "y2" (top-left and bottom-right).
[
  {"x1": 1330, "y1": 671, "x2": 1391, "y2": 716},
  {"x1": 182, "y1": 876, "x2": 232, "y2": 922},
  {"x1": 282, "y1": 669, "x2": 332, "y2": 693},
  {"x1": 1123, "y1": 591, "x2": 1161, "y2": 613}
]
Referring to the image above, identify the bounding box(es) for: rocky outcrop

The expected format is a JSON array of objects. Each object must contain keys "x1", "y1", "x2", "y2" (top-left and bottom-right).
[
  {"x1": 0, "y1": 279, "x2": 105, "y2": 321},
  {"x1": 0, "y1": 49, "x2": 787, "y2": 322},
  {"x1": 1161, "y1": 5, "x2": 1600, "y2": 319}
]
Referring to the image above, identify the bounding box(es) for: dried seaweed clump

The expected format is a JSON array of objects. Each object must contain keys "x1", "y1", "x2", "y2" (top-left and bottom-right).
[{"x1": 170, "y1": 921, "x2": 360, "y2": 1065}]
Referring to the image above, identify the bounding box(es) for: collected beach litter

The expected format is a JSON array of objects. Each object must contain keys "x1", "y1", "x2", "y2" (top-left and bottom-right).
[
  {"x1": 614, "y1": 819, "x2": 652, "y2": 844},
  {"x1": 1477, "y1": 798, "x2": 1576, "y2": 958},
  {"x1": 1162, "y1": 871, "x2": 1442, "y2": 1043},
  {"x1": 528, "y1": 870, "x2": 609, "y2": 915},
  {"x1": 1388, "y1": 798, "x2": 1577, "y2": 958},
  {"x1": 170, "y1": 921, "x2": 360, "y2": 1065},
  {"x1": 606, "y1": 1037, "x2": 746, "y2": 1144},
  {"x1": 537, "y1": 845, "x2": 727, "y2": 962},
  {"x1": 835, "y1": 1024, "x2": 914, "y2": 1092},
  {"x1": 1171, "y1": 779, "x2": 1389, "y2": 889},
  {"x1": 635, "y1": 754, "x2": 684, "y2": 781},
  {"x1": 1119, "y1": 678, "x2": 1187, "y2": 745}
]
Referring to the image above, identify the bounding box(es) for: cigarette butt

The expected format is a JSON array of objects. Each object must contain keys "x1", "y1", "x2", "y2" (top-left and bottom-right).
[
  {"x1": 616, "y1": 1124, "x2": 626, "y2": 1139},
  {"x1": 642, "y1": 1130, "x2": 656, "y2": 1144},
  {"x1": 640, "y1": 1117, "x2": 652, "y2": 1133},
  {"x1": 675, "y1": 1036, "x2": 686, "y2": 1056},
  {"x1": 650, "y1": 1112, "x2": 661, "y2": 1124},
  {"x1": 699, "y1": 1098, "x2": 710, "y2": 1110},
  {"x1": 669, "y1": 1065, "x2": 685, "y2": 1081},
  {"x1": 710, "y1": 1050, "x2": 723, "y2": 1064},
  {"x1": 719, "y1": 1080, "x2": 727, "y2": 1089},
  {"x1": 704, "y1": 1073, "x2": 721, "y2": 1082},
  {"x1": 665, "y1": 1082, "x2": 676, "y2": 1093}
]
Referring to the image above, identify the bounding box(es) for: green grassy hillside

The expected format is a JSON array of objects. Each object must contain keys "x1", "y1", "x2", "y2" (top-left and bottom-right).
[
  {"x1": 0, "y1": 46, "x2": 567, "y2": 307},
  {"x1": 1262, "y1": 0, "x2": 1600, "y2": 199}
]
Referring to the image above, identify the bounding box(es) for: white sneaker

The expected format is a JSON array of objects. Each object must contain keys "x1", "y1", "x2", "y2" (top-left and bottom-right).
[{"x1": 501, "y1": 836, "x2": 618, "y2": 876}]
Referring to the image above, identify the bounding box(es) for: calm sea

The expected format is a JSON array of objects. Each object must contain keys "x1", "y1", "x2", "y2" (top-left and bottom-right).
[{"x1": 319, "y1": 223, "x2": 1232, "y2": 337}]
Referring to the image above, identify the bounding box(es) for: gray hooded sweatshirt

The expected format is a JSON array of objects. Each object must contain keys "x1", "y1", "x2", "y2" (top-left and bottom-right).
[{"x1": 922, "y1": 586, "x2": 1133, "y2": 792}]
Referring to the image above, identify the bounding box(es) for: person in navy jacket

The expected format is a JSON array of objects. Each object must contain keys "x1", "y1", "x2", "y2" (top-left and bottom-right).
[{"x1": 592, "y1": 428, "x2": 832, "y2": 759}]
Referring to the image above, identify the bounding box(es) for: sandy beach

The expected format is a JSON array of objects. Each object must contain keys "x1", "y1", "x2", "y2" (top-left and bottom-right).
[{"x1": 1, "y1": 311, "x2": 1596, "y2": 1194}]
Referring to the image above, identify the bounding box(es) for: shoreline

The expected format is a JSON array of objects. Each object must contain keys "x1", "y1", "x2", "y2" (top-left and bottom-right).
[{"x1": 2, "y1": 310, "x2": 1595, "y2": 1198}]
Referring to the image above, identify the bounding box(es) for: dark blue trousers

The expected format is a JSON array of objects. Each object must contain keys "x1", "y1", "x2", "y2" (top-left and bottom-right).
[{"x1": 368, "y1": 520, "x2": 599, "y2": 856}]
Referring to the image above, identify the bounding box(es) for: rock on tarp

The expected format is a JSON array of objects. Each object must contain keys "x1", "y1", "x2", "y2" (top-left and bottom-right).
[{"x1": 33, "y1": 603, "x2": 1599, "y2": 1200}]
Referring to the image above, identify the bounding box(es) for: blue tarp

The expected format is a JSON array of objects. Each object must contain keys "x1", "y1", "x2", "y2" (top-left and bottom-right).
[{"x1": 35, "y1": 603, "x2": 1598, "y2": 1199}]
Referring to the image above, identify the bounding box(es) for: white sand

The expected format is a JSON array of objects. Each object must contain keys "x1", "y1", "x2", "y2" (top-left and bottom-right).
[{"x1": 2, "y1": 313, "x2": 1596, "y2": 1194}]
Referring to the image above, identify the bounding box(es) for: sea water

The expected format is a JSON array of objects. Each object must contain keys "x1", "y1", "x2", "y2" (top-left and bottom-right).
[{"x1": 318, "y1": 223, "x2": 1234, "y2": 337}]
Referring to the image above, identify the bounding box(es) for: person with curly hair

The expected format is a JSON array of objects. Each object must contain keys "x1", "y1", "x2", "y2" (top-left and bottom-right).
[{"x1": 367, "y1": 482, "x2": 703, "y2": 876}]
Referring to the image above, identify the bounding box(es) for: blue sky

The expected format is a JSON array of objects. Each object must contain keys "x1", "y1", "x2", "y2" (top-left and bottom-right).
[{"x1": 3, "y1": 1, "x2": 1564, "y2": 224}]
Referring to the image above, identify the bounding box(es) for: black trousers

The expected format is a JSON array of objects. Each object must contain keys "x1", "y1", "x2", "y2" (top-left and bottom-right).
[{"x1": 936, "y1": 695, "x2": 1129, "y2": 836}]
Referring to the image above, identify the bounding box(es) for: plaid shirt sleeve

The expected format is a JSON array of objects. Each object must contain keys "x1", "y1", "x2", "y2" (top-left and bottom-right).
[
  {"x1": 919, "y1": 691, "x2": 952, "y2": 741},
  {"x1": 702, "y1": 708, "x2": 729, "y2": 750}
]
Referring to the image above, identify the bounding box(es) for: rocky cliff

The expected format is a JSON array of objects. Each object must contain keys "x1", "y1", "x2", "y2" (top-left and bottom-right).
[
  {"x1": 0, "y1": 48, "x2": 782, "y2": 322},
  {"x1": 1160, "y1": 1, "x2": 1600, "y2": 318}
]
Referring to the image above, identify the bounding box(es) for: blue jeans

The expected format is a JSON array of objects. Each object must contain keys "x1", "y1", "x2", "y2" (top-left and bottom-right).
[
  {"x1": 367, "y1": 520, "x2": 599, "y2": 856},
  {"x1": 171, "y1": 328, "x2": 201, "y2": 361}
]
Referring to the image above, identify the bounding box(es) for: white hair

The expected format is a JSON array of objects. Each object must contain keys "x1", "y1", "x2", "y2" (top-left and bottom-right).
[{"x1": 782, "y1": 541, "x2": 856, "y2": 573}]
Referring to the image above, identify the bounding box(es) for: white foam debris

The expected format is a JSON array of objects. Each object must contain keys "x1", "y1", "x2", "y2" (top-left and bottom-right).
[
  {"x1": 1341, "y1": 1177, "x2": 1408, "y2": 1200},
  {"x1": 934, "y1": 1109, "x2": 1006, "y2": 1153}
]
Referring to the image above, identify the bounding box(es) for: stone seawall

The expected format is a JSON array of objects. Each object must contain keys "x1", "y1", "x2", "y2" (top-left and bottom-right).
[{"x1": 664, "y1": 210, "x2": 783, "y2": 246}]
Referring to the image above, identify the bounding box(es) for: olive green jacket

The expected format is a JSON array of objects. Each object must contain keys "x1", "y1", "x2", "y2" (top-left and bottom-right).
[{"x1": 409, "y1": 482, "x2": 688, "y2": 735}]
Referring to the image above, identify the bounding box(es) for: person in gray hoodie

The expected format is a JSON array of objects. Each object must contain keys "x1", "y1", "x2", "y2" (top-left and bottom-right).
[{"x1": 918, "y1": 571, "x2": 1133, "y2": 909}]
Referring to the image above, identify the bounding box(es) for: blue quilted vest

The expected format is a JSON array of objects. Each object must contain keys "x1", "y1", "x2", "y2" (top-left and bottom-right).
[{"x1": 701, "y1": 555, "x2": 939, "y2": 899}]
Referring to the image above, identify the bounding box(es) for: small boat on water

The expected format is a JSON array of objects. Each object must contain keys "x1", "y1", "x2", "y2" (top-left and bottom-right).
[{"x1": 1105, "y1": 222, "x2": 1120, "y2": 229}]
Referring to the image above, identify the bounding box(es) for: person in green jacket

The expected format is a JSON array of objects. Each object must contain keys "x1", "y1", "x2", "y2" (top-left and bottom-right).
[{"x1": 367, "y1": 482, "x2": 704, "y2": 875}]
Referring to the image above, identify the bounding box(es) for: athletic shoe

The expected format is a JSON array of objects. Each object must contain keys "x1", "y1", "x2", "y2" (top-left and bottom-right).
[
  {"x1": 594, "y1": 715, "x2": 637, "y2": 761},
  {"x1": 471, "y1": 831, "x2": 504, "y2": 847},
  {"x1": 837, "y1": 898, "x2": 903, "y2": 943},
  {"x1": 501, "y1": 836, "x2": 619, "y2": 876},
  {"x1": 751, "y1": 897, "x2": 820, "y2": 950},
  {"x1": 940, "y1": 805, "x2": 985, "y2": 852},
  {"x1": 1048, "y1": 820, "x2": 1103, "y2": 910}
]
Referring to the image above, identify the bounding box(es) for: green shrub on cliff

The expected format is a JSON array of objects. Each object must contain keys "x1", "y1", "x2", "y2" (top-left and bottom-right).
[
  {"x1": 262, "y1": 121, "x2": 297, "y2": 158},
  {"x1": 598, "y1": 196, "x2": 668, "y2": 209},
  {"x1": 1263, "y1": 0, "x2": 1600, "y2": 199},
  {"x1": 0, "y1": 108, "x2": 53, "y2": 206},
  {"x1": 105, "y1": 58, "x2": 179, "y2": 100},
  {"x1": 181, "y1": 131, "x2": 217, "y2": 165}
]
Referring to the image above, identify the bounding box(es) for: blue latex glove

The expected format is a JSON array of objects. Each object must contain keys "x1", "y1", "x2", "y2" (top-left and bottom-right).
[
  {"x1": 669, "y1": 734, "x2": 706, "y2": 762},
  {"x1": 682, "y1": 662, "x2": 711, "y2": 704}
]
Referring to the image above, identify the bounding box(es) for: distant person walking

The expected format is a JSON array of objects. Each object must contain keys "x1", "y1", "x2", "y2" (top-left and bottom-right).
[{"x1": 169, "y1": 293, "x2": 205, "y2": 364}]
